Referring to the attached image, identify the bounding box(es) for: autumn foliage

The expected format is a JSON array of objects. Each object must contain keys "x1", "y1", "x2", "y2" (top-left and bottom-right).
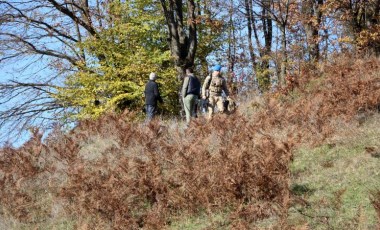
[{"x1": 0, "y1": 55, "x2": 380, "y2": 228}]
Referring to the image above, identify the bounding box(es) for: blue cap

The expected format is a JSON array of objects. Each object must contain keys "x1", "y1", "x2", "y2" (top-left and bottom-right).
[{"x1": 213, "y1": 64, "x2": 222, "y2": 72}]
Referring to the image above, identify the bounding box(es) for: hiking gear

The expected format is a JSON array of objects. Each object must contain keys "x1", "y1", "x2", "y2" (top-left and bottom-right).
[
  {"x1": 213, "y1": 64, "x2": 222, "y2": 71},
  {"x1": 223, "y1": 97, "x2": 237, "y2": 113},
  {"x1": 228, "y1": 98, "x2": 237, "y2": 112},
  {"x1": 202, "y1": 74, "x2": 229, "y2": 98},
  {"x1": 198, "y1": 98, "x2": 208, "y2": 113},
  {"x1": 209, "y1": 76, "x2": 224, "y2": 95}
]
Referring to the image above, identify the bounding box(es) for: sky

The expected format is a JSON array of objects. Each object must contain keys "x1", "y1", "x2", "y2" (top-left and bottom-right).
[{"x1": 0, "y1": 57, "x2": 58, "y2": 147}]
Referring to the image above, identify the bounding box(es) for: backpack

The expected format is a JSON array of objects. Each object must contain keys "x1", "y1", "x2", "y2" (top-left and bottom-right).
[
  {"x1": 208, "y1": 75, "x2": 224, "y2": 94},
  {"x1": 223, "y1": 97, "x2": 237, "y2": 114},
  {"x1": 205, "y1": 74, "x2": 213, "y2": 90}
]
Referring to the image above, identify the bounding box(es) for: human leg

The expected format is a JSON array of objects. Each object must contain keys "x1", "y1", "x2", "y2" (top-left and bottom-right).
[
  {"x1": 183, "y1": 95, "x2": 195, "y2": 123},
  {"x1": 215, "y1": 96, "x2": 225, "y2": 113},
  {"x1": 145, "y1": 104, "x2": 156, "y2": 121},
  {"x1": 207, "y1": 96, "x2": 216, "y2": 119},
  {"x1": 190, "y1": 95, "x2": 198, "y2": 118}
]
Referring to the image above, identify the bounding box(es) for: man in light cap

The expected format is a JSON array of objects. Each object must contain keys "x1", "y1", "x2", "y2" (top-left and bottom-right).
[
  {"x1": 144, "y1": 72, "x2": 163, "y2": 121},
  {"x1": 202, "y1": 64, "x2": 230, "y2": 119}
]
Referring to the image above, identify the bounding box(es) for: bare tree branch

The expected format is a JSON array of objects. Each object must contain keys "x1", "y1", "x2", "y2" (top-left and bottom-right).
[
  {"x1": 0, "y1": 0, "x2": 101, "y2": 144},
  {"x1": 47, "y1": 0, "x2": 97, "y2": 36},
  {"x1": 1, "y1": 33, "x2": 79, "y2": 65}
]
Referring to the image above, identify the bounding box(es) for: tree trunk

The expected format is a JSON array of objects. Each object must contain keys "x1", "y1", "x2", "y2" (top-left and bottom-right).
[
  {"x1": 302, "y1": 0, "x2": 324, "y2": 62},
  {"x1": 227, "y1": 0, "x2": 237, "y2": 95},
  {"x1": 160, "y1": 0, "x2": 197, "y2": 77},
  {"x1": 280, "y1": 25, "x2": 287, "y2": 87},
  {"x1": 160, "y1": 0, "x2": 198, "y2": 117},
  {"x1": 260, "y1": 3, "x2": 273, "y2": 91},
  {"x1": 245, "y1": 0, "x2": 256, "y2": 67},
  {"x1": 246, "y1": 0, "x2": 273, "y2": 92}
]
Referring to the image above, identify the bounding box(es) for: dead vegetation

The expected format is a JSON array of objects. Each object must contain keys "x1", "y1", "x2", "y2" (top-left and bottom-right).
[
  {"x1": 0, "y1": 55, "x2": 379, "y2": 229},
  {"x1": 371, "y1": 190, "x2": 380, "y2": 229}
]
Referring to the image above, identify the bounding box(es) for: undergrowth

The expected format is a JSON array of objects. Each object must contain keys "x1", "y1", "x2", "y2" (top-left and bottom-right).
[{"x1": 0, "y1": 55, "x2": 379, "y2": 229}]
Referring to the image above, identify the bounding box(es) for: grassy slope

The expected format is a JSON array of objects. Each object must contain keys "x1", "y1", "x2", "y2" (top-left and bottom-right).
[
  {"x1": 1, "y1": 57, "x2": 379, "y2": 229},
  {"x1": 168, "y1": 115, "x2": 380, "y2": 230},
  {"x1": 289, "y1": 114, "x2": 380, "y2": 229},
  {"x1": 6, "y1": 115, "x2": 376, "y2": 230},
  {"x1": 168, "y1": 55, "x2": 380, "y2": 229}
]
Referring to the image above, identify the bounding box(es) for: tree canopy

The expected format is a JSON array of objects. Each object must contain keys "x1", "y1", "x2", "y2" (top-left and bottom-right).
[{"x1": 54, "y1": 0, "x2": 179, "y2": 119}]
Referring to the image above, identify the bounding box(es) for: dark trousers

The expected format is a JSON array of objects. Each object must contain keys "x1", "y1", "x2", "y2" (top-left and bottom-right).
[{"x1": 145, "y1": 104, "x2": 157, "y2": 121}]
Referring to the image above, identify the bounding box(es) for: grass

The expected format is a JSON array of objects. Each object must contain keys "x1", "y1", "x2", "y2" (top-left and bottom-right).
[
  {"x1": 0, "y1": 215, "x2": 77, "y2": 230},
  {"x1": 167, "y1": 211, "x2": 229, "y2": 230},
  {"x1": 288, "y1": 114, "x2": 380, "y2": 229}
]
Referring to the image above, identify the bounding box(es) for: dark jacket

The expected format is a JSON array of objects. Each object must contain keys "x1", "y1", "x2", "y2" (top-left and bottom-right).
[
  {"x1": 144, "y1": 80, "x2": 163, "y2": 106},
  {"x1": 181, "y1": 74, "x2": 201, "y2": 98}
]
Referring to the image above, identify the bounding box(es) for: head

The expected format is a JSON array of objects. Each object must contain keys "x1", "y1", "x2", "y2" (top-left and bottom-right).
[
  {"x1": 185, "y1": 67, "x2": 194, "y2": 75},
  {"x1": 149, "y1": 72, "x2": 157, "y2": 81}
]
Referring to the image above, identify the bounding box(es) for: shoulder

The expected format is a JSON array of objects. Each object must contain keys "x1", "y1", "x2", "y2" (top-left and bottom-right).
[
  {"x1": 147, "y1": 81, "x2": 158, "y2": 87},
  {"x1": 182, "y1": 76, "x2": 189, "y2": 85},
  {"x1": 187, "y1": 74, "x2": 196, "y2": 79}
]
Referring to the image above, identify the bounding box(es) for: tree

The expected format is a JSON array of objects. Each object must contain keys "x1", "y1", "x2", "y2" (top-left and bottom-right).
[
  {"x1": 324, "y1": 0, "x2": 380, "y2": 55},
  {"x1": 194, "y1": 0, "x2": 224, "y2": 77},
  {"x1": 243, "y1": 0, "x2": 274, "y2": 91},
  {"x1": 159, "y1": 0, "x2": 197, "y2": 76},
  {"x1": 270, "y1": 0, "x2": 294, "y2": 87},
  {"x1": 55, "y1": 0, "x2": 179, "y2": 119},
  {"x1": 301, "y1": 0, "x2": 324, "y2": 62}
]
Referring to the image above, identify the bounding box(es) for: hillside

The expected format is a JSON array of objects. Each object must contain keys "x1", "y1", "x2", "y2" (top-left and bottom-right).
[{"x1": 0, "y1": 56, "x2": 379, "y2": 229}]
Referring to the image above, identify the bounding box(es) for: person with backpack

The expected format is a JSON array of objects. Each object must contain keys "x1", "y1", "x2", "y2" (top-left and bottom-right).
[
  {"x1": 181, "y1": 67, "x2": 201, "y2": 124},
  {"x1": 144, "y1": 72, "x2": 163, "y2": 121},
  {"x1": 202, "y1": 64, "x2": 230, "y2": 120}
]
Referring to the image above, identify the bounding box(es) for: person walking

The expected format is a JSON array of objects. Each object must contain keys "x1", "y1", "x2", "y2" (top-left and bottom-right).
[
  {"x1": 202, "y1": 64, "x2": 230, "y2": 120},
  {"x1": 181, "y1": 68, "x2": 201, "y2": 124},
  {"x1": 144, "y1": 72, "x2": 163, "y2": 121}
]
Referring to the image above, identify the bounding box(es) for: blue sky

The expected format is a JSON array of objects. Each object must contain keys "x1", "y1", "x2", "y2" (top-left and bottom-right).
[{"x1": 0, "y1": 56, "x2": 58, "y2": 147}]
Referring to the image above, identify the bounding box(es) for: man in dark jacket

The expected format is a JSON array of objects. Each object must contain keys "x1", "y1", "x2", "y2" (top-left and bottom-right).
[
  {"x1": 181, "y1": 68, "x2": 201, "y2": 123},
  {"x1": 144, "y1": 72, "x2": 163, "y2": 121}
]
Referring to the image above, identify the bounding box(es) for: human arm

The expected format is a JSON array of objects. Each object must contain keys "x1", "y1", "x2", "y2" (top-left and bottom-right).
[
  {"x1": 181, "y1": 76, "x2": 189, "y2": 99},
  {"x1": 222, "y1": 78, "x2": 230, "y2": 97},
  {"x1": 154, "y1": 82, "x2": 163, "y2": 103},
  {"x1": 202, "y1": 75, "x2": 211, "y2": 99}
]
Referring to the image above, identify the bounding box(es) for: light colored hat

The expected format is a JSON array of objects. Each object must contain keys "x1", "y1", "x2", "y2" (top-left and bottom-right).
[{"x1": 149, "y1": 72, "x2": 157, "y2": 80}]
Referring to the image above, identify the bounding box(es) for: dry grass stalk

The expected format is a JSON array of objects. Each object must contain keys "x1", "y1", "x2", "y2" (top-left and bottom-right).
[{"x1": 0, "y1": 55, "x2": 379, "y2": 228}]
